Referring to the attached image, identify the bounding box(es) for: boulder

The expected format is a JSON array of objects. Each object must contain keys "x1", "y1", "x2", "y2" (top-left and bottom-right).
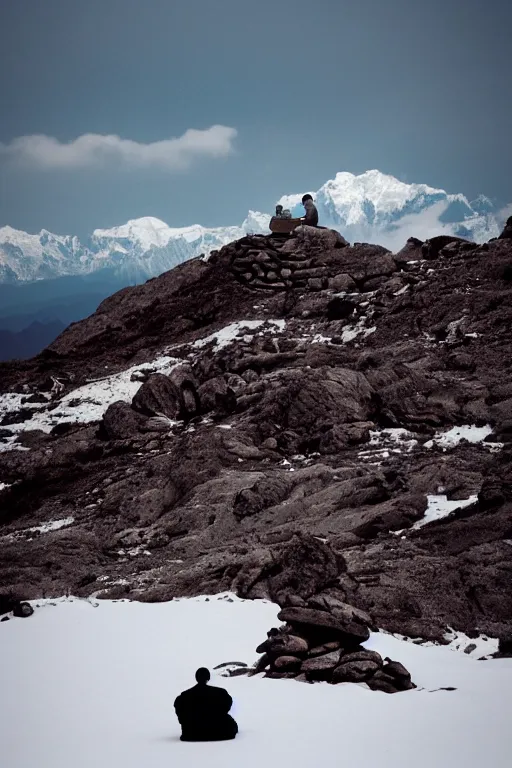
[
  {"x1": 307, "y1": 595, "x2": 373, "y2": 628},
  {"x1": 498, "y1": 634, "x2": 512, "y2": 656},
  {"x1": 308, "y1": 278, "x2": 323, "y2": 292},
  {"x1": 301, "y1": 649, "x2": 343, "y2": 680},
  {"x1": 12, "y1": 601, "x2": 34, "y2": 618},
  {"x1": 0, "y1": 594, "x2": 16, "y2": 615},
  {"x1": 498, "y1": 216, "x2": 512, "y2": 239},
  {"x1": 266, "y1": 534, "x2": 340, "y2": 604},
  {"x1": 132, "y1": 374, "x2": 181, "y2": 419},
  {"x1": 421, "y1": 236, "x2": 471, "y2": 260},
  {"x1": 198, "y1": 376, "x2": 237, "y2": 414},
  {"x1": 273, "y1": 655, "x2": 302, "y2": 671},
  {"x1": 295, "y1": 226, "x2": 349, "y2": 253},
  {"x1": 308, "y1": 641, "x2": 342, "y2": 657},
  {"x1": 382, "y1": 658, "x2": 412, "y2": 683},
  {"x1": 328, "y1": 273, "x2": 357, "y2": 292},
  {"x1": 478, "y1": 478, "x2": 505, "y2": 510},
  {"x1": 168, "y1": 365, "x2": 200, "y2": 420},
  {"x1": 344, "y1": 246, "x2": 396, "y2": 284},
  {"x1": 255, "y1": 367, "x2": 376, "y2": 441},
  {"x1": 332, "y1": 659, "x2": 380, "y2": 683},
  {"x1": 394, "y1": 237, "x2": 424, "y2": 265},
  {"x1": 101, "y1": 401, "x2": 147, "y2": 440},
  {"x1": 267, "y1": 634, "x2": 309, "y2": 657},
  {"x1": 366, "y1": 670, "x2": 402, "y2": 694},
  {"x1": 339, "y1": 649, "x2": 383, "y2": 666},
  {"x1": 277, "y1": 607, "x2": 370, "y2": 645}
]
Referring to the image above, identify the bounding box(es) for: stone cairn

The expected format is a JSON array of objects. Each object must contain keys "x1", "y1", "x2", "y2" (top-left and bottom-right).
[
  {"x1": 209, "y1": 228, "x2": 349, "y2": 292},
  {"x1": 250, "y1": 594, "x2": 415, "y2": 693}
]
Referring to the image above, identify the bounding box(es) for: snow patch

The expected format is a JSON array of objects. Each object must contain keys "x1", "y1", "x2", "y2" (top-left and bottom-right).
[
  {"x1": 3, "y1": 517, "x2": 75, "y2": 542},
  {"x1": 425, "y1": 424, "x2": 494, "y2": 449},
  {"x1": 342, "y1": 319, "x2": 376, "y2": 343},
  {"x1": 0, "y1": 356, "x2": 181, "y2": 451},
  {"x1": 27, "y1": 517, "x2": 75, "y2": 535},
  {"x1": 190, "y1": 320, "x2": 286, "y2": 352},
  {"x1": 443, "y1": 628, "x2": 499, "y2": 658},
  {"x1": 412, "y1": 494, "x2": 477, "y2": 530}
]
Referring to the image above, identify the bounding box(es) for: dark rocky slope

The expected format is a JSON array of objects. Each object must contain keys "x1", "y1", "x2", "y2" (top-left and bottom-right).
[{"x1": 0, "y1": 225, "x2": 511, "y2": 646}]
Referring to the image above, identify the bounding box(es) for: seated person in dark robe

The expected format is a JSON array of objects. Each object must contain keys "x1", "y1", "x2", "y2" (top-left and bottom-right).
[
  {"x1": 300, "y1": 194, "x2": 319, "y2": 226},
  {"x1": 174, "y1": 667, "x2": 239, "y2": 742}
]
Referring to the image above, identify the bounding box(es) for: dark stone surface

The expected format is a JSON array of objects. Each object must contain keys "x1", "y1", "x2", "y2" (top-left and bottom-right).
[{"x1": 0, "y1": 231, "x2": 511, "y2": 650}]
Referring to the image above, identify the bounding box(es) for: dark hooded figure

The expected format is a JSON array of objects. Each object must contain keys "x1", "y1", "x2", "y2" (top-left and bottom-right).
[
  {"x1": 301, "y1": 194, "x2": 319, "y2": 227},
  {"x1": 174, "y1": 668, "x2": 238, "y2": 742}
]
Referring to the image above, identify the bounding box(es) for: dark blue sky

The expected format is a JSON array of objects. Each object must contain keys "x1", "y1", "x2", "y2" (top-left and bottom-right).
[{"x1": 1, "y1": 0, "x2": 510, "y2": 237}]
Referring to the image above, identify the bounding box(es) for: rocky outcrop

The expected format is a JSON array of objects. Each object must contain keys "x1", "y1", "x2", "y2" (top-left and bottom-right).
[
  {"x1": 1, "y1": 229, "x2": 511, "y2": 650},
  {"x1": 0, "y1": 595, "x2": 34, "y2": 618},
  {"x1": 498, "y1": 216, "x2": 512, "y2": 240},
  {"x1": 212, "y1": 228, "x2": 399, "y2": 292},
  {"x1": 250, "y1": 594, "x2": 414, "y2": 692}
]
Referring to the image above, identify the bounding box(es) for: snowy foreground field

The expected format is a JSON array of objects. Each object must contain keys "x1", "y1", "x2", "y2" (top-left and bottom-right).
[{"x1": 1, "y1": 595, "x2": 511, "y2": 768}]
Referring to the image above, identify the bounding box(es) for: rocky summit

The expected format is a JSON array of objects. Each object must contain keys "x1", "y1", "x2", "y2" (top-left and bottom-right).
[{"x1": 0, "y1": 223, "x2": 511, "y2": 652}]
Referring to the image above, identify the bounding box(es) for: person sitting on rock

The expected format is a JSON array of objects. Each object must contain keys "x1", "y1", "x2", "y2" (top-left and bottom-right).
[
  {"x1": 274, "y1": 204, "x2": 292, "y2": 220},
  {"x1": 174, "y1": 667, "x2": 238, "y2": 742},
  {"x1": 300, "y1": 194, "x2": 319, "y2": 227}
]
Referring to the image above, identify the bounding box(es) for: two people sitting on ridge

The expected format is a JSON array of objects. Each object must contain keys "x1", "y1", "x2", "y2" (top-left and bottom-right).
[
  {"x1": 269, "y1": 195, "x2": 319, "y2": 231},
  {"x1": 174, "y1": 668, "x2": 238, "y2": 742}
]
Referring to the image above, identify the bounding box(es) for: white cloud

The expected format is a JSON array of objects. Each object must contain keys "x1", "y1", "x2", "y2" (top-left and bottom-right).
[
  {"x1": 0, "y1": 125, "x2": 237, "y2": 171},
  {"x1": 377, "y1": 201, "x2": 455, "y2": 251},
  {"x1": 497, "y1": 203, "x2": 512, "y2": 225}
]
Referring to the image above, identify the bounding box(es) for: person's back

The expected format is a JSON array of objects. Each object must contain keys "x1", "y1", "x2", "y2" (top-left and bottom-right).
[{"x1": 174, "y1": 668, "x2": 238, "y2": 742}]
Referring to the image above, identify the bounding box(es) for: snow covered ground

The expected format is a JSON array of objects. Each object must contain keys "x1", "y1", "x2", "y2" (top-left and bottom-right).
[{"x1": 1, "y1": 595, "x2": 511, "y2": 768}]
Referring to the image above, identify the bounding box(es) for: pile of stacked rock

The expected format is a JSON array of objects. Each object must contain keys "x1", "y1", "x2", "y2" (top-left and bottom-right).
[
  {"x1": 252, "y1": 593, "x2": 415, "y2": 693},
  {"x1": 209, "y1": 227, "x2": 350, "y2": 292}
]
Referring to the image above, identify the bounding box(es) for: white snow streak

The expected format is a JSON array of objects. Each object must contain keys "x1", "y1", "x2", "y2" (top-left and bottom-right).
[
  {"x1": 189, "y1": 320, "x2": 286, "y2": 352},
  {"x1": 412, "y1": 494, "x2": 477, "y2": 530}
]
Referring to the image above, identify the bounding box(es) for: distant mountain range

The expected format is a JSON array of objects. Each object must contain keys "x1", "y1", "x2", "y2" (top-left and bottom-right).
[
  {"x1": 0, "y1": 169, "x2": 508, "y2": 360},
  {"x1": 1, "y1": 170, "x2": 507, "y2": 285}
]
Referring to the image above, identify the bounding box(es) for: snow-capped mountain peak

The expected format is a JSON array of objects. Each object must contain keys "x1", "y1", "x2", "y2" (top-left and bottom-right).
[
  {"x1": 93, "y1": 217, "x2": 175, "y2": 250},
  {"x1": 325, "y1": 169, "x2": 442, "y2": 210}
]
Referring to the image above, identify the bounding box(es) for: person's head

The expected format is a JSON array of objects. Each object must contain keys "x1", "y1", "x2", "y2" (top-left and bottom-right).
[
  {"x1": 301, "y1": 194, "x2": 313, "y2": 205},
  {"x1": 195, "y1": 667, "x2": 211, "y2": 685},
  {"x1": 275, "y1": 204, "x2": 283, "y2": 214}
]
